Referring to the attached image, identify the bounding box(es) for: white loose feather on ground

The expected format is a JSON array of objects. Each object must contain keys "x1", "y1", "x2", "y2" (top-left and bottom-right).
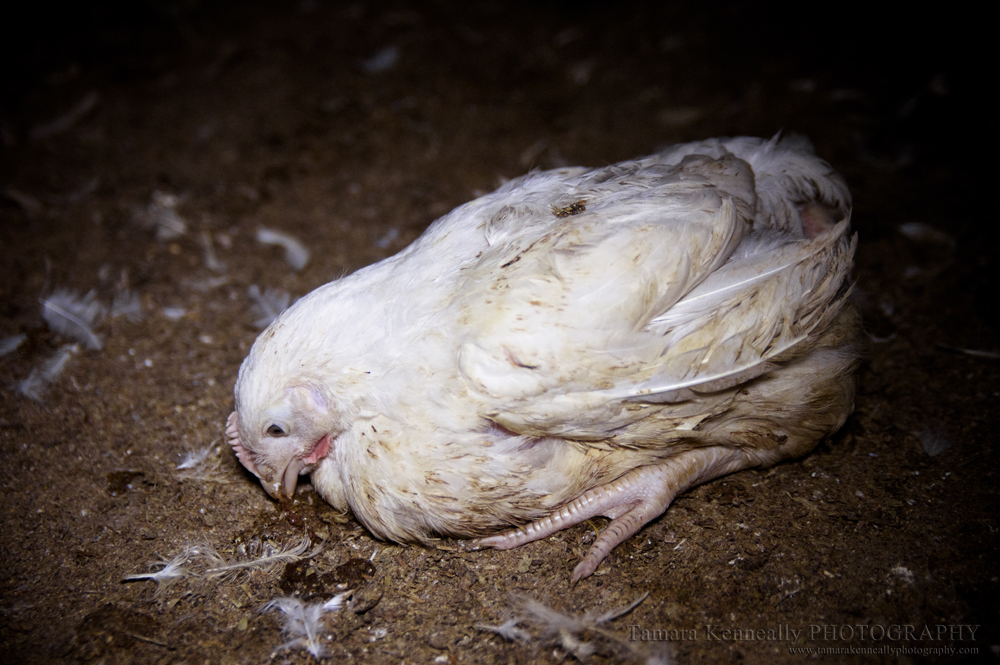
[
  {"x1": 0, "y1": 334, "x2": 26, "y2": 358},
  {"x1": 18, "y1": 344, "x2": 79, "y2": 401},
  {"x1": 41, "y1": 289, "x2": 106, "y2": 350},
  {"x1": 247, "y1": 285, "x2": 291, "y2": 328},
  {"x1": 121, "y1": 548, "x2": 200, "y2": 596},
  {"x1": 200, "y1": 230, "x2": 227, "y2": 273},
  {"x1": 260, "y1": 594, "x2": 349, "y2": 658},
  {"x1": 256, "y1": 227, "x2": 310, "y2": 271},
  {"x1": 137, "y1": 191, "x2": 187, "y2": 240},
  {"x1": 111, "y1": 288, "x2": 143, "y2": 322},
  {"x1": 176, "y1": 444, "x2": 217, "y2": 470}
]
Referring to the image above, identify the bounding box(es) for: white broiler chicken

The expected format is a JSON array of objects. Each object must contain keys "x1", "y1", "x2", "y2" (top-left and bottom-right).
[{"x1": 228, "y1": 135, "x2": 861, "y2": 581}]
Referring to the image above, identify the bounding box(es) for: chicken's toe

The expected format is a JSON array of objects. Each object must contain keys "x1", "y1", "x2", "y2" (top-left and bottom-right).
[{"x1": 475, "y1": 446, "x2": 754, "y2": 580}]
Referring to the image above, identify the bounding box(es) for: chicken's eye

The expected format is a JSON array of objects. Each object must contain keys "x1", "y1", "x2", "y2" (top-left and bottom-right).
[{"x1": 266, "y1": 423, "x2": 287, "y2": 437}]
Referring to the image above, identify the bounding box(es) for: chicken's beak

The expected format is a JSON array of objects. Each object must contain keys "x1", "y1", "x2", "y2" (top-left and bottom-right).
[
  {"x1": 272, "y1": 457, "x2": 307, "y2": 500},
  {"x1": 266, "y1": 434, "x2": 332, "y2": 500}
]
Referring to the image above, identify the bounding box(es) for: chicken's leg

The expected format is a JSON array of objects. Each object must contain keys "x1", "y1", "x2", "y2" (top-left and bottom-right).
[{"x1": 474, "y1": 446, "x2": 753, "y2": 581}]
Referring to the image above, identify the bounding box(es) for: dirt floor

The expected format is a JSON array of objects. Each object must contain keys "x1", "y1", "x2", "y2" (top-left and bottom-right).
[{"x1": 1, "y1": 2, "x2": 996, "y2": 663}]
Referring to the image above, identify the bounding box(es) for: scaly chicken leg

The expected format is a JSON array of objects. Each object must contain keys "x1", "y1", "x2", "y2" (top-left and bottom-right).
[{"x1": 474, "y1": 446, "x2": 751, "y2": 581}]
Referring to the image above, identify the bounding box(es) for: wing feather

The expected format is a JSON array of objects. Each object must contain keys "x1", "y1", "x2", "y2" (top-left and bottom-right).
[
  {"x1": 455, "y1": 152, "x2": 757, "y2": 403},
  {"x1": 619, "y1": 219, "x2": 855, "y2": 402},
  {"x1": 450, "y1": 140, "x2": 854, "y2": 441}
]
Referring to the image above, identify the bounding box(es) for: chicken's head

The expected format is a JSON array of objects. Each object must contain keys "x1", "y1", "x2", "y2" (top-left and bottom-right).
[{"x1": 227, "y1": 380, "x2": 337, "y2": 501}]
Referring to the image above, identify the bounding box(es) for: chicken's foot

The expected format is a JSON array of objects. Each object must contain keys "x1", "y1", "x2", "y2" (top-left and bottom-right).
[{"x1": 474, "y1": 445, "x2": 752, "y2": 582}]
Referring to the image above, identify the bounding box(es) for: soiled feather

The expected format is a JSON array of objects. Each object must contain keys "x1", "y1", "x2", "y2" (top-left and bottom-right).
[
  {"x1": 123, "y1": 535, "x2": 321, "y2": 595},
  {"x1": 18, "y1": 344, "x2": 79, "y2": 401},
  {"x1": 29, "y1": 90, "x2": 100, "y2": 140},
  {"x1": 247, "y1": 285, "x2": 291, "y2": 329},
  {"x1": 478, "y1": 593, "x2": 658, "y2": 663},
  {"x1": 41, "y1": 289, "x2": 105, "y2": 350},
  {"x1": 202, "y1": 535, "x2": 322, "y2": 581},
  {"x1": 111, "y1": 288, "x2": 143, "y2": 323},
  {"x1": 0, "y1": 334, "x2": 26, "y2": 358},
  {"x1": 200, "y1": 230, "x2": 227, "y2": 273},
  {"x1": 228, "y1": 135, "x2": 861, "y2": 581},
  {"x1": 138, "y1": 191, "x2": 187, "y2": 240}
]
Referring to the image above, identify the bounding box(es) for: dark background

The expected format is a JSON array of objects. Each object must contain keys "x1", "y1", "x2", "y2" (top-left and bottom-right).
[{"x1": 1, "y1": 2, "x2": 996, "y2": 663}]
